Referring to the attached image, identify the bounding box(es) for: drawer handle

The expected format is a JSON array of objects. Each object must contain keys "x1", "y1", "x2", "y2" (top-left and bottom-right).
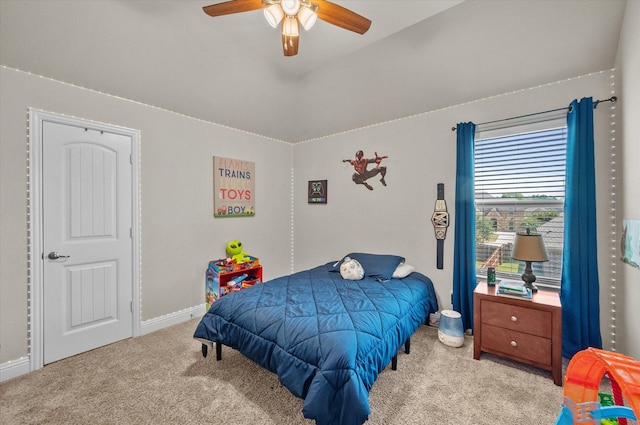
[
  {"x1": 511, "y1": 315, "x2": 518, "y2": 322},
  {"x1": 510, "y1": 340, "x2": 517, "y2": 347}
]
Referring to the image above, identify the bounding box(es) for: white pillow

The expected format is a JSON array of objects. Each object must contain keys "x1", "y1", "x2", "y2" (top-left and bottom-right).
[
  {"x1": 340, "y1": 257, "x2": 365, "y2": 280},
  {"x1": 392, "y1": 263, "x2": 415, "y2": 278}
]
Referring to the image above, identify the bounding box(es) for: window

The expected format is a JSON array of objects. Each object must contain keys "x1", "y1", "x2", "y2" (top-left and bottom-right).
[{"x1": 475, "y1": 122, "x2": 567, "y2": 289}]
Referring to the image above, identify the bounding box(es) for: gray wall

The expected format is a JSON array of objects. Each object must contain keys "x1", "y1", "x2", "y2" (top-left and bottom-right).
[
  {"x1": 292, "y1": 71, "x2": 622, "y2": 354},
  {"x1": 0, "y1": 67, "x2": 293, "y2": 364},
  {"x1": 615, "y1": 0, "x2": 640, "y2": 358},
  {"x1": 2, "y1": 54, "x2": 639, "y2": 369}
]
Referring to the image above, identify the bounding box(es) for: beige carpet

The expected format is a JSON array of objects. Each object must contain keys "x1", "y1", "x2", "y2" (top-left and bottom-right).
[{"x1": 1, "y1": 318, "x2": 568, "y2": 424}]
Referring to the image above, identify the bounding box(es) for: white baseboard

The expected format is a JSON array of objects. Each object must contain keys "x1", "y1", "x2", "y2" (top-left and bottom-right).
[
  {"x1": 140, "y1": 304, "x2": 205, "y2": 335},
  {"x1": 0, "y1": 357, "x2": 31, "y2": 383},
  {"x1": 0, "y1": 304, "x2": 206, "y2": 383}
]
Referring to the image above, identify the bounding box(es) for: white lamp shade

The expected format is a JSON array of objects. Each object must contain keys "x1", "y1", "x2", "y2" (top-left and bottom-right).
[
  {"x1": 281, "y1": 0, "x2": 300, "y2": 15},
  {"x1": 297, "y1": 5, "x2": 317, "y2": 30},
  {"x1": 263, "y1": 4, "x2": 284, "y2": 28}
]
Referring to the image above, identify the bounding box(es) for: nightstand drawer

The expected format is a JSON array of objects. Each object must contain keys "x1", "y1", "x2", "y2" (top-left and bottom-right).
[
  {"x1": 481, "y1": 323, "x2": 552, "y2": 366},
  {"x1": 481, "y1": 300, "x2": 552, "y2": 338}
]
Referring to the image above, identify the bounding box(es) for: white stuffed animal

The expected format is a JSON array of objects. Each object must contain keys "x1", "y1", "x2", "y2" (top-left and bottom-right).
[{"x1": 340, "y1": 257, "x2": 364, "y2": 280}]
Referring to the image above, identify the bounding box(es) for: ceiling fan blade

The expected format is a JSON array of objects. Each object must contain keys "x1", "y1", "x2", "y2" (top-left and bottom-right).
[
  {"x1": 313, "y1": 0, "x2": 371, "y2": 34},
  {"x1": 202, "y1": 0, "x2": 265, "y2": 17}
]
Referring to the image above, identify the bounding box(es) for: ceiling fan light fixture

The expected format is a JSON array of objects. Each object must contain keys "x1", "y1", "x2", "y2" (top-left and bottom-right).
[
  {"x1": 202, "y1": 0, "x2": 371, "y2": 57},
  {"x1": 282, "y1": 15, "x2": 299, "y2": 37},
  {"x1": 297, "y1": 5, "x2": 317, "y2": 31},
  {"x1": 263, "y1": 4, "x2": 284, "y2": 28},
  {"x1": 281, "y1": 0, "x2": 301, "y2": 16}
]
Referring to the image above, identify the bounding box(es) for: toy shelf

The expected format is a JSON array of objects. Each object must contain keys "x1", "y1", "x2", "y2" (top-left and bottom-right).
[{"x1": 205, "y1": 261, "x2": 263, "y2": 311}]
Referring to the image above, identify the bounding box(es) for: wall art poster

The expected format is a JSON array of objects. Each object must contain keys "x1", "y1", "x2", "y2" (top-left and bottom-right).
[
  {"x1": 621, "y1": 219, "x2": 640, "y2": 270},
  {"x1": 308, "y1": 180, "x2": 327, "y2": 204},
  {"x1": 342, "y1": 150, "x2": 388, "y2": 191},
  {"x1": 213, "y1": 156, "x2": 255, "y2": 218}
]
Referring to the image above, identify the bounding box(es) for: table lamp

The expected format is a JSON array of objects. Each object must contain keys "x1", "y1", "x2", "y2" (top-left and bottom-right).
[{"x1": 511, "y1": 228, "x2": 549, "y2": 292}]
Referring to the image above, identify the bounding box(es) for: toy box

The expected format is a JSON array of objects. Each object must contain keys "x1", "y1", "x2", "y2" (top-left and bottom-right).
[
  {"x1": 206, "y1": 258, "x2": 262, "y2": 311},
  {"x1": 208, "y1": 256, "x2": 260, "y2": 274},
  {"x1": 220, "y1": 274, "x2": 262, "y2": 296}
]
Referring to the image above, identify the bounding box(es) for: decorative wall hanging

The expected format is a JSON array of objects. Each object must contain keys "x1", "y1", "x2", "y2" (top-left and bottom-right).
[
  {"x1": 621, "y1": 219, "x2": 640, "y2": 269},
  {"x1": 342, "y1": 150, "x2": 388, "y2": 190},
  {"x1": 308, "y1": 180, "x2": 327, "y2": 204},
  {"x1": 213, "y1": 156, "x2": 255, "y2": 218},
  {"x1": 431, "y1": 183, "x2": 449, "y2": 269}
]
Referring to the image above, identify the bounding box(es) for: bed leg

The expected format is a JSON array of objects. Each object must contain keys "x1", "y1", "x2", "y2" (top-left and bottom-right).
[
  {"x1": 201, "y1": 343, "x2": 208, "y2": 358},
  {"x1": 405, "y1": 337, "x2": 411, "y2": 354},
  {"x1": 216, "y1": 342, "x2": 222, "y2": 361},
  {"x1": 391, "y1": 355, "x2": 398, "y2": 370}
]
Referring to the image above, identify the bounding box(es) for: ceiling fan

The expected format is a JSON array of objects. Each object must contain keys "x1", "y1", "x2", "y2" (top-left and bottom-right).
[{"x1": 202, "y1": 0, "x2": 371, "y2": 56}]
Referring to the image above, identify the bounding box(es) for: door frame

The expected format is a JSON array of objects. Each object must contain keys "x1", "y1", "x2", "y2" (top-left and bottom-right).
[{"x1": 28, "y1": 109, "x2": 141, "y2": 371}]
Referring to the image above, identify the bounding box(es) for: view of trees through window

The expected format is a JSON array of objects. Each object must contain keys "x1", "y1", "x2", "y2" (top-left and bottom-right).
[{"x1": 475, "y1": 126, "x2": 567, "y2": 288}]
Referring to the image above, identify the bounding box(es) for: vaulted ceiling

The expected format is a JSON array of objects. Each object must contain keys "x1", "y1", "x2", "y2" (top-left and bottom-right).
[{"x1": 0, "y1": 0, "x2": 627, "y2": 142}]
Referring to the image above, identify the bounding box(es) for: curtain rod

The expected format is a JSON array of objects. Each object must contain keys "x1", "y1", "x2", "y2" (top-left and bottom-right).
[{"x1": 451, "y1": 96, "x2": 617, "y2": 131}]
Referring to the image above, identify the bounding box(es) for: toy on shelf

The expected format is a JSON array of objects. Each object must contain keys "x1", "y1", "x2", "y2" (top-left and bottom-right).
[
  {"x1": 207, "y1": 256, "x2": 259, "y2": 274},
  {"x1": 554, "y1": 347, "x2": 640, "y2": 425},
  {"x1": 226, "y1": 240, "x2": 251, "y2": 264},
  {"x1": 227, "y1": 274, "x2": 248, "y2": 289}
]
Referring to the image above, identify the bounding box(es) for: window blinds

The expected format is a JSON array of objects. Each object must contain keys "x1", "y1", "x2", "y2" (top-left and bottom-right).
[{"x1": 474, "y1": 126, "x2": 567, "y2": 287}]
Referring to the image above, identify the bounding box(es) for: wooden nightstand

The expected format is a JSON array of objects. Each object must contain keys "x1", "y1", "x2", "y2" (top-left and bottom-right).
[{"x1": 473, "y1": 281, "x2": 562, "y2": 386}]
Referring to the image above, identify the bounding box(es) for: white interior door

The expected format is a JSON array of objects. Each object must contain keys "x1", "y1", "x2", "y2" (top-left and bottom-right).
[{"x1": 42, "y1": 121, "x2": 134, "y2": 364}]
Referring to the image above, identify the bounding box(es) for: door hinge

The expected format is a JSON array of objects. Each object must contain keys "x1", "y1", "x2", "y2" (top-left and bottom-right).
[
  {"x1": 129, "y1": 153, "x2": 133, "y2": 164},
  {"x1": 130, "y1": 301, "x2": 134, "y2": 313},
  {"x1": 129, "y1": 227, "x2": 133, "y2": 238}
]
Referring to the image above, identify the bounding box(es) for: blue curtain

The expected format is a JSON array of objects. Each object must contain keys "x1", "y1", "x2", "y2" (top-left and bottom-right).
[
  {"x1": 561, "y1": 97, "x2": 602, "y2": 358},
  {"x1": 453, "y1": 122, "x2": 476, "y2": 331}
]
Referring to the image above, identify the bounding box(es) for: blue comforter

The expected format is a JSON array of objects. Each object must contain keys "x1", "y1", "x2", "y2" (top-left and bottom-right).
[{"x1": 193, "y1": 263, "x2": 438, "y2": 425}]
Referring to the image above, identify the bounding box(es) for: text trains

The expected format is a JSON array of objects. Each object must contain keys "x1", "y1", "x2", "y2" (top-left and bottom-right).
[{"x1": 217, "y1": 168, "x2": 251, "y2": 179}]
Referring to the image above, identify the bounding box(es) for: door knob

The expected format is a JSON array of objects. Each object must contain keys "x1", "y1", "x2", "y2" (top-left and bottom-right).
[{"x1": 48, "y1": 251, "x2": 70, "y2": 260}]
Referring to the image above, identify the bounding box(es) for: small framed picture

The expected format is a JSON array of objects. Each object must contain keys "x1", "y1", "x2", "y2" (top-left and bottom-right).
[{"x1": 308, "y1": 180, "x2": 327, "y2": 204}]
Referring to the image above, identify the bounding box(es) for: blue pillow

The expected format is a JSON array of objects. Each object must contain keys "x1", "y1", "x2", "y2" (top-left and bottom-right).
[{"x1": 330, "y1": 253, "x2": 405, "y2": 282}]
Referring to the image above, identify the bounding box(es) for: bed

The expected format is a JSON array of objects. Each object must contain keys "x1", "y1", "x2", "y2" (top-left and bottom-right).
[{"x1": 193, "y1": 253, "x2": 439, "y2": 425}]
